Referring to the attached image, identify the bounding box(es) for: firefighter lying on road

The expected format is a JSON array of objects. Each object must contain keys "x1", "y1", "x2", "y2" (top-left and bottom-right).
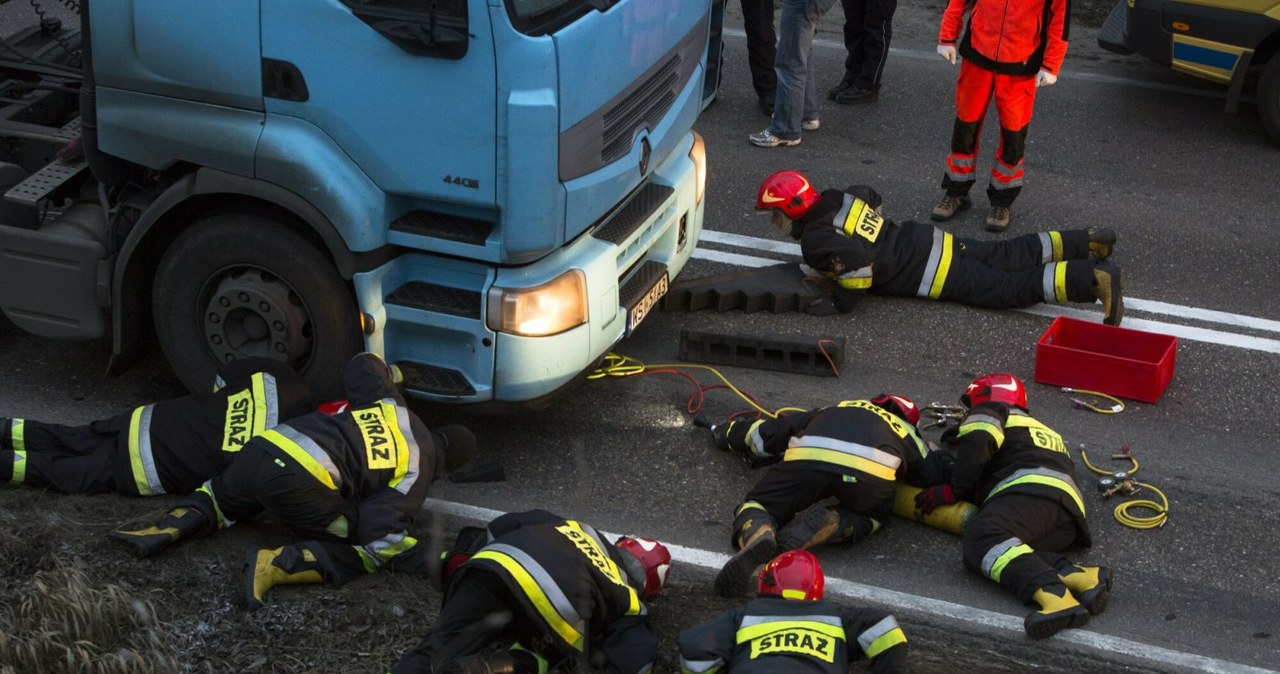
[
  {"x1": 2, "y1": 358, "x2": 313, "y2": 496},
  {"x1": 679, "y1": 550, "x2": 908, "y2": 674},
  {"x1": 709, "y1": 394, "x2": 953, "y2": 597},
  {"x1": 389, "y1": 508, "x2": 672, "y2": 674},
  {"x1": 755, "y1": 169, "x2": 1126, "y2": 325},
  {"x1": 108, "y1": 352, "x2": 476, "y2": 610},
  {"x1": 914, "y1": 373, "x2": 1113, "y2": 639}
]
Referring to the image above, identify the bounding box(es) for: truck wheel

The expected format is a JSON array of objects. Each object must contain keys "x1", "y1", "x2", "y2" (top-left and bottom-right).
[
  {"x1": 153, "y1": 214, "x2": 363, "y2": 400},
  {"x1": 1261, "y1": 57, "x2": 1280, "y2": 146}
]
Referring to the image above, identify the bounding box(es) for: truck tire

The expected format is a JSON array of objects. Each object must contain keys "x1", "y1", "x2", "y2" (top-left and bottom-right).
[
  {"x1": 1261, "y1": 56, "x2": 1280, "y2": 147},
  {"x1": 153, "y1": 214, "x2": 363, "y2": 400}
]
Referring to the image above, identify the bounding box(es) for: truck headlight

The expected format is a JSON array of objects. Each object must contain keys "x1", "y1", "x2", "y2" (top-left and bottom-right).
[
  {"x1": 486, "y1": 269, "x2": 587, "y2": 337},
  {"x1": 690, "y1": 131, "x2": 706, "y2": 204}
]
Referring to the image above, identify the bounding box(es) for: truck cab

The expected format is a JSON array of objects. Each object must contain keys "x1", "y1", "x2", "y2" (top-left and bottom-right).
[{"x1": 0, "y1": 0, "x2": 710, "y2": 403}]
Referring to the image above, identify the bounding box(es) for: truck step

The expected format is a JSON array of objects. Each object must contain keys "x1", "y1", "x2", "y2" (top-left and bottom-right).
[
  {"x1": 661, "y1": 262, "x2": 829, "y2": 313},
  {"x1": 395, "y1": 360, "x2": 476, "y2": 398},
  {"x1": 679, "y1": 329, "x2": 845, "y2": 377},
  {"x1": 5, "y1": 157, "x2": 89, "y2": 207}
]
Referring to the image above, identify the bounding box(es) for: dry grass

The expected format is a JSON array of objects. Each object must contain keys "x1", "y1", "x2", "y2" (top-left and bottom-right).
[{"x1": 0, "y1": 557, "x2": 179, "y2": 674}]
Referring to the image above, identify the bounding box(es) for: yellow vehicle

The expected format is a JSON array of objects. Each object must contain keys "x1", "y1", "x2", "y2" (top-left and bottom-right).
[{"x1": 1099, "y1": 0, "x2": 1280, "y2": 144}]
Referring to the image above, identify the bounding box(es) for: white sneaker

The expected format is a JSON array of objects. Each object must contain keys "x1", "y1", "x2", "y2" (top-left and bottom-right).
[
  {"x1": 802, "y1": 118, "x2": 820, "y2": 131},
  {"x1": 748, "y1": 129, "x2": 801, "y2": 148}
]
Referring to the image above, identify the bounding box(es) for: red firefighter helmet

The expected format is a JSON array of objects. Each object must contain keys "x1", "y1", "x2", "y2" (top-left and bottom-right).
[
  {"x1": 616, "y1": 537, "x2": 672, "y2": 600},
  {"x1": 756, "y1": 170, "x2": 820, "y2": 220},
  {"x1": 962, "y1": 373, "x2": 1028, "y2": 409},
  {"x1": 870, "y1": 393, "x2": 920, "y2": 427},
  {"x1": 758, "y1": 550, "x2": 825, "y2": 601}
]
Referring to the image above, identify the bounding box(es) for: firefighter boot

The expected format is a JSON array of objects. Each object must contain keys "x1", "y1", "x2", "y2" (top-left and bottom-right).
[
  {"x1": 1025, "y1": 584, "x2": 1091, "y2": 639},
  {"x1": 1092, "y1": 263, "x2": 1125, "y2": 326},
  {"x1": 1058, "y1": 562, "x2": 1114, "y2": 615},
  {"x1": 985, "y1": 205, "x2": 1012, "y2": 232},
  {"x1": 108, "y1": 507, "x2": 211, "y2": 558},
  {"x1": 1087, "y1": 227, "x2": 1117, "y2": 261},
  {"x1": 243, "y1": 546, "x2": 325, "y2": 611},
  {"x1": 777, "y1": 507, "x2": 867, "y2": 551},
  {"x1": 445, "y1": 645, "x2": 548, "y2": 674},
  {"x1": 714, "y1": 507, "x2": 778, "y2": 598}
]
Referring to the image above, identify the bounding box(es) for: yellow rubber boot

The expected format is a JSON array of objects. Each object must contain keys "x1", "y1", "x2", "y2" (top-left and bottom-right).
[
  {"x1": 108, "y1": 507, "x2": 210, "y2": 558},
  {"x1": 1092, "y1": 264, "x2": 1125, "y2": 326},
  {"x1": 1025, "y1": 585, "x2": 1090, "y2": 639},
  {"x1": 714, "y1": 504, "x2": 777, "y2": 598},
  {"x1": 1059, "y1": 564, "x2": 1114, "y2": 615},
  {"x1": 244, "y1": 546, "x2": 324, "y2": 611}
]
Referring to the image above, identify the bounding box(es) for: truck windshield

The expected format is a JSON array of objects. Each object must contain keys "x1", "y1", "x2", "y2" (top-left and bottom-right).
[{"x1": 506, "y1": 0, "x2": 609, "y2": 35}]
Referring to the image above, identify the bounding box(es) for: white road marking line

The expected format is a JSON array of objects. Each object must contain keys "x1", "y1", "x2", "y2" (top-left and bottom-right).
[
  {"x1": 424, "y1": 498, "x2": 1276, "y2": 674},
  {"x1": 694, "y1": 230, "x2": 1280, "y2": 354}
]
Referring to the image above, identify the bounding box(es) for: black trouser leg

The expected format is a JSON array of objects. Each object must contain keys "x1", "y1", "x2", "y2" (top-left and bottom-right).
[
  {"x1": 962, "y1": 494, "x2": 1079, "y2": 601},
  {"x1": 741, "y1": 0, "x2": 778, "y2": 100},
  {"x1": 842, "y1": 0, "x2": 895, "y2": 90},
  {"x1": 391, "y1": 571, "x2": 536, "y2": 674},
  {"x1": 2, "y1": 417, "x2": 120, "y2": 494},
  {"x1": 956, "y1": 231, "x2": 1090, "y2": 271}
]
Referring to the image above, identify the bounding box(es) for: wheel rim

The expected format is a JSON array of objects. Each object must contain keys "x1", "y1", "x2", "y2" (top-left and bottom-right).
[{"x1": 200, "y1": 267, "x2": 313, "y2": 368}]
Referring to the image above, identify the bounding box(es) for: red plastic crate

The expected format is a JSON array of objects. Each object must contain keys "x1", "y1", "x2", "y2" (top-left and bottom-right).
[{"x1": 1034, "y1": 317, "x2": 1177, "y2": 403}]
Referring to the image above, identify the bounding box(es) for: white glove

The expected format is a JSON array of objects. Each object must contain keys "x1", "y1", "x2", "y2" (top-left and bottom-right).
[
  {"x1": 937, "y1": 44, "x2": 957, "y2": 65},
  {"x1": 1036, "y1": 69, "x2": 1058, "y2": 88}
]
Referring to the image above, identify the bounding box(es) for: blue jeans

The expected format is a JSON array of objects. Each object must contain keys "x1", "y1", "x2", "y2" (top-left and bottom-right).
[{"x1": 769, "y1": 0, "x2": 838, "y2": 139}]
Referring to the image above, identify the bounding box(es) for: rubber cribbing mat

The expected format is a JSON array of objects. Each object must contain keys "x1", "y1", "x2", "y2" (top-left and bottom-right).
[
  {"x1": 679, "y1": 329, "x2": 845, "y2": 377},
  {"x1": 660, "y1": 262, "x2": 830, "y2": 313}
]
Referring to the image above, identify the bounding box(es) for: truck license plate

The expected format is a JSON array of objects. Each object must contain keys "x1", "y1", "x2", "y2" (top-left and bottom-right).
[{"x1": 626, "y1": 273, "x2": 668, "y2": 336}]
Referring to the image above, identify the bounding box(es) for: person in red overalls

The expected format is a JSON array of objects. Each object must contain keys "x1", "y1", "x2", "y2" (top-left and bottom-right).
[{"x1": 930, "y1": 0, "x2": 1069, "y2": 232}]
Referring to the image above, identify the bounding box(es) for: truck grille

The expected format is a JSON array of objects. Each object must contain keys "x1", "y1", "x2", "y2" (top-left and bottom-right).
[{"x1": 601, "y1": 55, "x2": 680, "y2": 163}]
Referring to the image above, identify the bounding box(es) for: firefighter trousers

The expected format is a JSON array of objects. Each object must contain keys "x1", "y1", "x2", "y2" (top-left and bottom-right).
[
  {"x1": 897, "y1": 224, "x2": 1098, "y2": 309},
  {"x1": 962, "y1": 493, "x2": 1082, "y2": 602},
  {"x1": 838, "y1": 0, "x2": 896, "y2": 91},
  {"x1": 741, "y1": 462, "x2": 890, "y2": 544},
  {"x1": 942, "y1": 60, "x2": 1039, "y2": 208},
  {"x1": 390, "y1": 569, "x2": 555, "y2": 674},
  {"x1": 1, "y1": 416, "x2": 127, "y2": 494}
]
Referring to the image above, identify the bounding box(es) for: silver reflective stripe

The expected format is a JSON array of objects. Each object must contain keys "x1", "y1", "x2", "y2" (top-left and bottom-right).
[
  {"x1": 262, "y1": 373, "x2": 280, "y2": 428},
  {"x1": 1038, "y1": 233, "x2": 1053, "y2": 263},
  {"x1": 739, "y1": 613, "x2": 843, "y2": 629},
  {"x1": 829, "y1": 194, "x2": 855, "y2": 232},
  {"x1": 1041, "y1": 263, "x2": 1059, "y2": 304},
  {"x1": 363, "y1": 531, "x2": 407, "y2": 567},
  {"x1": 488, "y1": 542, "x2": 586, "y2": 636},
  {"x1": 981, "y1": 537, "x2": 1024, "y2": 577},
  {"x1": 858, "y1": 615, "x2": 901, "y2": 652},
  {"x1": 836, "y1": 265, "x2": 873, "y2": 283},
  {"x1": 679, "y1": 657, "x2": 721, "y2": 673},
  {"x1": 789, "y1": 435, "x2": 902, "y2": 470},
  {"x1": 916, "y1": 228, "x2": 948, "y2": 297},
  {"x1": 213, "y1": 374, "x2": 227, "y2": 392},
  {"x1": 275, "y1": 424, "x2": 344, "y2": 488},
  {"x1": 388, "y1": 399, "x2": 420, "y2": 495},
  {"x1": 961, "y1": 413, "x2": 1003, "y2": 430},
  {"x1": 135, "y1": 405, "x2": 164, "y2": 495},
  {"x1": 747, "y1": 423, "x2": 769, "y2": 461}
]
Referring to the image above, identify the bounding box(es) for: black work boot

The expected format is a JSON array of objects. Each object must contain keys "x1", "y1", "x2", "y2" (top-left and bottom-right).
[
  {"x1": 1025, "y1": 584, "x2": 1090, "y2": 639},
  {"x1": 108, "y1": 507, "x2": 211, "y2": 558},
  {"x1": 778, "y1": 507, "x2": 859, "y2": 551},
  {"x1": 985, "y1": 205, "x2": 1012, "y2": 232},
  {"x1": 714, "y1": 506, "x2": 777, "y2": 598},
  {"x1": 1086, "y1": 227, "x2": 1117, "y2": 261},
  {"x1": 1092, "y1": 263, "x2": 1126, "y2": 326},
  {"x1": 1057, "y1": 562, "x2": 1114, "y2": 615}
]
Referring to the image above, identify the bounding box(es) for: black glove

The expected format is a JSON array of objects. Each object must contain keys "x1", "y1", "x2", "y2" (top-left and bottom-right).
[
  {"x1": 806, "y1": 296, "x2": 840, "y2": 317},
  {"x1": 914, "y1": 484, "x2": 958, "y2": 514}
]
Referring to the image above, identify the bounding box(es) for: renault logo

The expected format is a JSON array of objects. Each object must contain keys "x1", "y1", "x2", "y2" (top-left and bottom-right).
[{"x1": 639, "y1": 137, "x2": 651, "y2": 176}]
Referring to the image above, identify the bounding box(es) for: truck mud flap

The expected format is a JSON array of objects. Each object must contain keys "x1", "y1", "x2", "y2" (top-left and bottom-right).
[
  {"x1": 0, "y1": 203, "x2": 110, "y2": 340},
  {"x1": 1097, "y1": 2, "x2": 1134, "y2": 55}
]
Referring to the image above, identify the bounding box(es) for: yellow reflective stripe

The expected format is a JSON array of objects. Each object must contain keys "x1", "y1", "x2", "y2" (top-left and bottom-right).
[
  {"x1": 355, "y1": 547, "x2": 379, "y2": 574},
  {"x1": 781, "y1": 589, "x2": 807, "y2": 600},
  {"x1": 261, "y1": 429, "x2": 337, "y2": 490},
  {"x1": 928, "y1": 232, "x2": 954, "y2": 299},
  {"x1": 250, "y1": 374, "x2": 269, "y2": 436},
  {"x1": 990, "y1": 474, "x2": 1086, "y2": 515},
  {"x1": 958, "y1": 420, "x2": 1004, "y2": 446},
  {"x1": 835, "y1": 273, "x2": 873, "y2": 290},
  {"x1": 736, "y1": 619, "x2": 846, "y2": 643},
  {"x1": 988, "y1": 542, "x2": 1033, "y2": 582},
  {"x1": 1048, "y1": 231, "x2": 1063, "y2": 261},
  {"x1": 736, "y1": 501, "x2": 768, "y2": 517},
  {"x1": 382, "y1": 401, "x2": 411, "y2": 488},
  {"x1": 127, "y1": 407, "x2": 154, "y2": 496},
  {"x1": 864, "y1": 627, "x2": 907, "y2": 658},
  {"x1": 376, "y1": 534, "x2": 418, "y2": 561},
  {"x1": 10, "y1": 420, "x2": 26, "y2": 483},
  {"x1": 1054, "y1": 261, "x2": 1069, "y2": 303},
  {"x1": 196, "y1": 482, "x2": 233, "y2": 528},
  {"x1": 473, "y1": 550, "x2": 584, "y2": 650},
  {"x1": 560, "y1": 521, "x2": 641, "y2": 615},
  {"x1": 784, "y1": 447, "x2": 898, "y2": 480}
]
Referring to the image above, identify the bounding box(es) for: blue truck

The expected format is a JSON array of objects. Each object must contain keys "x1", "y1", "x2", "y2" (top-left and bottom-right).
[{"x1": 0, "y1": 0, "x2": 717, "y2": 404}]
